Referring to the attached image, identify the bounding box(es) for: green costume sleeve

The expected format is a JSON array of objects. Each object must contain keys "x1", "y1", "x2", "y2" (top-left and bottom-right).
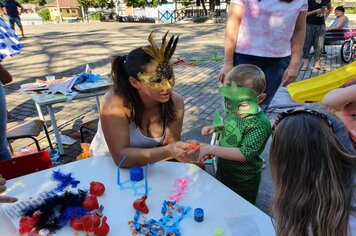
[
  {"x1": 213, "y1": 110, "x2": 224, "y2": 132},
  {"x1": 239, "y1": 117, "x2": 271, "y2": 161}
]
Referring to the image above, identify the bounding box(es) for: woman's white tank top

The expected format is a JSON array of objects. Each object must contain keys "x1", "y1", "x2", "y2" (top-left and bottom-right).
[{"x1": 90, "y1": 119, "x2": 165, "y2": 157}]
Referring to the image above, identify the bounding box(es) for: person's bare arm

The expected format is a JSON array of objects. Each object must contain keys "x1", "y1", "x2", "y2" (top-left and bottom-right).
[
  {"x1": 282, "y1": 11, "x2": 306, "y2": 86},
  {"x1": 0, "y1": 64, "x2": 13, "y2": 85},
  {"x1": 221, "y1": 3, "x2": 243, "y2": 82},
  {"x1": 328, "y1": 16, "x2": 348, "y2": 30},
  {"x1": 200, "y1": 145, "x2": 247, "y2": 162},
  {"x1": 101, "y1": 91, "x2": 197, "y2": 167},
  {"x1": 17, "y1": 2, "x2": 24, "y2": 14},
  {"x1": 322, "y1": 85, "x2": 356, "y2": 111},
  {"x1": 325, "y1": 2, "x2": 333, "y2": 18},
  {"x1": 307, "y1": 8, "x2": 322, "y2": 16}
]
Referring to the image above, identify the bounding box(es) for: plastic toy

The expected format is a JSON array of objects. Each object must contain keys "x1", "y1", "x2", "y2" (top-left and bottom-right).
[
  {"x1": 82, "y1": 195, "x2": 99, "y2": 211},
  {"x1": 117, "y1": 157, "x2": 151, "y2": 196},
  {"x1": 133, "y1": 196, "x2": 149, "y2": 214},
  {"x1": 287, "y1": 61, "x2": 356, "y2": 103},
  {"x1": 90, "y1": 181, "x2": 105, "y2": 196},
  {"x1": 213, "y1": 226, "x2": 224, "y2": 236},
  {"x1": 129, "y1": 200, "x2": 191, "y2": 235},
  {"x1": 194, "y1": 208, "x2": 204, "y2": 222},
  {"x1": 168, "y1": 176, "x2": 190, "y2": 202},
  {"x1": 130, "y1": 167, "x2": 144, "y2": 181}
]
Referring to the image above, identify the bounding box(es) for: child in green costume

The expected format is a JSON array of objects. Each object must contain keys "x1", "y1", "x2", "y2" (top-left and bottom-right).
[{"x1": 199, "y1": 64, "x2": 272, "y2": 204}]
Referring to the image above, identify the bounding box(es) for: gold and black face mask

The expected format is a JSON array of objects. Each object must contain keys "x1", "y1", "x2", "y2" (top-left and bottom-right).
[{"x1": 138, "y1": 31, "x2": 179, "y2": 92}]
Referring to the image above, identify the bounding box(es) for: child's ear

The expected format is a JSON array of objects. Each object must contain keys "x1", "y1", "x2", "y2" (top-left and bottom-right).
[
  {"x1": 129, "y1": 76, "x2": 141, "y2": 89},
  {"x1": 258, "y1": 93, "x2": 266, "y2": 104}
]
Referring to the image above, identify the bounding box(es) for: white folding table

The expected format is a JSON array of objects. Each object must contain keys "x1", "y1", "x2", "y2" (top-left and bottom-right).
[
  {"x1": 31, "y1": 91, "x2": 105, "y2": 155},
  {"x1": 0, "y1": 156, "x2": 275, "y2": 236}
]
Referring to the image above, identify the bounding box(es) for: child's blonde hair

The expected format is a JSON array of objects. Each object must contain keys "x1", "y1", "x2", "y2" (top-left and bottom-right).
[{"x1": 225, "y1": 64, "x2": 266, "y2": 95}]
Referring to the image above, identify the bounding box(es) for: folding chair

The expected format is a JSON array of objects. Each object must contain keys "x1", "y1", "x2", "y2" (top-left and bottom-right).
[
  {"x1": 7, "y1": 120, "x2": 53, "y2": 153},
  {"x1": 205, "y1": 132, "x2": 220, "y2": 174},
  {"x1": 0, "y1": 151, "x2": 53, "y2": 179},
  {"x1": 80, "y1": 118, "x2": 99, "y2": 143}
]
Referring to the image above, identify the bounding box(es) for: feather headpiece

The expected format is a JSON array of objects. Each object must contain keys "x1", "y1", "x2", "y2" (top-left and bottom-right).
[{"x1": 142, "y1": 31, "x2": 179, "y2": 81}]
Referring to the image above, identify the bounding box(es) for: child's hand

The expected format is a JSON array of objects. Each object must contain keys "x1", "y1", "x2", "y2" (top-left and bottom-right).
[
  {"x1": 197, "y1": 145, "x2": 214, "y2": 163},
  {"x1": 201, "y1": 126, "x2": 214, "y2": 136}
]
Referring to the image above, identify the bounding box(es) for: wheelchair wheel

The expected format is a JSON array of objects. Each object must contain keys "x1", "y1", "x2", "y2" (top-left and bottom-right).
[{"x1": 341, "y1": 40, "x2": 353, "y2": 63}]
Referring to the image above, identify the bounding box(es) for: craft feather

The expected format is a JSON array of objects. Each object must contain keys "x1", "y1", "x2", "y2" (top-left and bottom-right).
[
  {"x1": 51, "y1": 170, "x2": 80, "y2": 192},
  {"x1": 59, "y1": 206, "x2": 88, "y2": 226},
  {"x1": 142, "y1": 31, "x2": 179, "y2": 79},
  {"x1": 21, "y1": 190, "x2": 87, "y2": 232}
]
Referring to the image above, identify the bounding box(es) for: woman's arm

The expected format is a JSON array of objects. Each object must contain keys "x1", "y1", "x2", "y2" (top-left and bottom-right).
[
  {"x1": 282, "y1": 11, "x2": 307, "y2": 85},
  {"x1": 328, "y1": 16, "x2": 348, "y2": 30},
  {"x1": 325, "y1": 2, "x2": 333, "y2": 18},
  {"x1": 0, "y1": 64, "x2": 13, "y2": 85},
  {"x1": 306, "y1": 9, "x2": 322, "y2": 16},
  {"x1": 101, "y1": 91, "x2": 197, "y2": 167},
  {"x1": 221, "y1": 3, "x2": 243, "y2": 82}
]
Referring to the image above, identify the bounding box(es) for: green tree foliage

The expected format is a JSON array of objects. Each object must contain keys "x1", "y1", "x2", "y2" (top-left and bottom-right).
[
  {"x1": 77, "y1": 0, "x2": 94, "y2": 9},
  {"x1": 124, "y1": 0, "x2": 167, "y2": 8},
  {"x1": 93, "y1": 0, "x2": 107, "y2": 8},
  {"x1": 18, "y1": 0, "x2": 46, "y2": 6},
  {"x1": 37, "y1": 7, "x2": 50, "y2": 20}
]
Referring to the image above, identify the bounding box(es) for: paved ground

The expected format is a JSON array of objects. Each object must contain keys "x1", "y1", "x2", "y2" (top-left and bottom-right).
[{"x1": 3, "y1": 22, "x2": 349, "y2": 215}]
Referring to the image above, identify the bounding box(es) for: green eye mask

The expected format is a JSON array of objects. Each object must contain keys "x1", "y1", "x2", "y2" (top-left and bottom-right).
[{"x1": 220, "y1": 82, "x2": 259, "y2": 115}]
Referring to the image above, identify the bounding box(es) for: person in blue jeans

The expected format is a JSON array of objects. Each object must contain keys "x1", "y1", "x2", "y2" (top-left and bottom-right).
[
  {"x1": 0, "y1": 0, "x2": 25, "y2": 37},
  {"x1": 0, "y1": 64, "x2": 13, "y2": 160},
  {"x1": 220, "y1": 0, "x2": 307, "y2": 108}
]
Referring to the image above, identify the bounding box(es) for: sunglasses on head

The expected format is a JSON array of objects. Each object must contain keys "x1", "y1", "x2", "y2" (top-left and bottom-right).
[{"x1": 272, "y1": 108, "x2": 334, "y2": 132}]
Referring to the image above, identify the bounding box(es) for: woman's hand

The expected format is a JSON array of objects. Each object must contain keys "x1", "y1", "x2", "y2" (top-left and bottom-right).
[
  {"x1": 169, "y1": 141, "x2": 199, "y2": 163},
  {"x1": 282, "y1": 63, "x2": 299, "y2": 86},
  {"x1": 0, "y1": 175, "x2": 17, "y2": 203},
  {"x1": 219, "y1": 62, "x2": 234, "y2": 83}
]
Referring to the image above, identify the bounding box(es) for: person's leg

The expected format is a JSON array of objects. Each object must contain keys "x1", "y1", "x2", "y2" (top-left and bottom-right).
[
  {"x1": 233, "y1": 53, "x2": 289, "y2": 108},
  {"x1": 8, "y1": 16, "x2": 15, "y2": 30},
  {"x1": 302, "y1": 24, "x2": 315, "y2": 69},
  {"x1": 14, "y1": 17, "x2": 24, "y2": 37},
  {"x1": 259, "y1": 57, "x2": 290, "y2": 107},
  {"x1": 313, "y1": 24, "x2": 326, "y2": 69},
  {"x1": 0, "y1": 84, "x2": 11, "y2": 160}
]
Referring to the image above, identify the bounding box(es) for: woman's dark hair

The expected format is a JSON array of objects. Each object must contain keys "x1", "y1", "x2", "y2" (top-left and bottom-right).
[
  {"x1": 270, "y1": 113, "x2": 355, "y2": 236},
  {"x1": 335, "y1": 6, "x2": 345, "y2": 12},
  {"x1": 111, "y1": 47, "x2": 175, "y2": 128}
]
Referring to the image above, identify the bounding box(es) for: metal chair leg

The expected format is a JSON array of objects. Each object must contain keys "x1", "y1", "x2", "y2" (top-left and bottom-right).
[
  {"x1": 43, "y1": 125, "x2": 54, "y2": 151},
  {"x1": 29, "y1": 137, "x2": 41, "y2": 152},
  {"x1": 80, "y1": 126, "x2": 85, "y2": 143},
  {"x1": 7, "y1": 140, "x2": 14, "y2": 154}
]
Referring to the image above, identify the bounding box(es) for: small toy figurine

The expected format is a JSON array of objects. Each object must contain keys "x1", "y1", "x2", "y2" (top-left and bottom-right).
[
  {"x1": 90, "y1": 182, "x2": 105, "y2": 196},
  {"x1": 133, "y1": 195, "x2": 149, "y2": 214}
]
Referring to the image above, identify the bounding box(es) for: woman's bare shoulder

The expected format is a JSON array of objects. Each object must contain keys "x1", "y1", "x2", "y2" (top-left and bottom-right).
[
  {"x1": 101, "y1": 91, "x2": 130, "y2": 117},
  {"x1": 171, "y1": 91, "x2": 184, "y2": 108}
]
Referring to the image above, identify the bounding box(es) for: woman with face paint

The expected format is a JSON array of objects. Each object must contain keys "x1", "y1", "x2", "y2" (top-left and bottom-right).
[{"x1": 90, "y1": 32, "x2": 199, "y2": 167}]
